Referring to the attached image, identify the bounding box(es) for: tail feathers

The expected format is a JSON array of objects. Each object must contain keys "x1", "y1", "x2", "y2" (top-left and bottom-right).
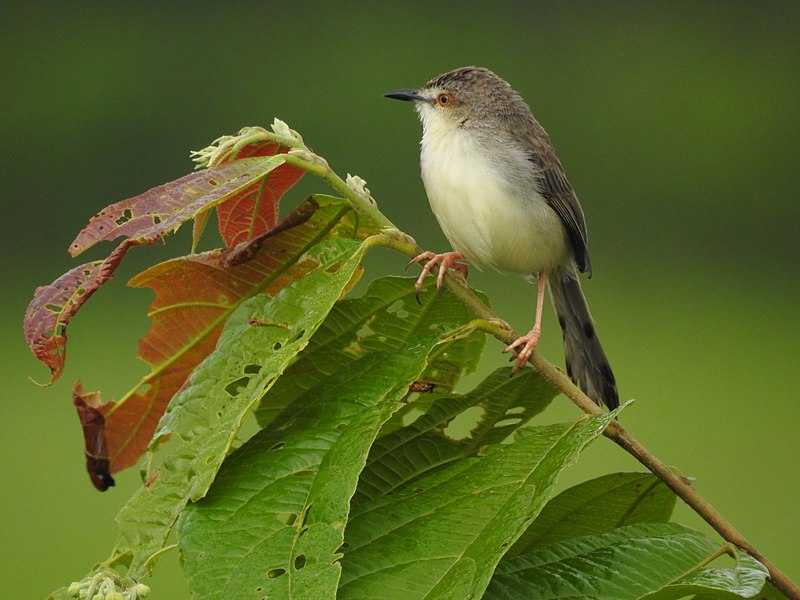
[{"x1": 549, "y1": 267, "x2": 619, "y2": 410}]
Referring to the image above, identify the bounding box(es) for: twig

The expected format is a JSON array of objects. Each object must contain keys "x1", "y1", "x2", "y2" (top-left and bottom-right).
[
  {"x1": 444, "y1": 270, "x2": 800, "y2": 600},
  {"x1": 281, "y1": 128, "x2": 800, "y2": 600}
]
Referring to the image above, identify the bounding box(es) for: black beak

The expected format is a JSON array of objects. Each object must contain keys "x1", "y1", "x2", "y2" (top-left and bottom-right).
[{"x1": 383, "y1": 88, "x2": 424, "y2": 102}]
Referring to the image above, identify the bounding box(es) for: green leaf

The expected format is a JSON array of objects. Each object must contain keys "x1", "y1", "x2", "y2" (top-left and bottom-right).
[
  {"x1": 354, "y1": 366, "x2": 557, "y2": 503},
  {"x1": 484, "y1": 523, "x2": 768, "y2": 600},
  {"x1": 643, "y1": 552, "x2": 769, "y2": 599},
  {"x1": 176, "y1": 283, "x2": 482, "y2": 599},
  {"x1": 509, "y1": 471, "x2": 677, "y2": 555},
  {"x1": 178, "y1": 352, "x2": 433, "y2": 598},
  {"x1": 338, "y1": 406, "x2": 622, "y2": 599},
  {"x1": 105, "y1": 231, "x2": 380, "y2": 578},
  {"x1": 692, "y1": 579, "x2": 787, "y2": 600},
  {"x1": 254, "y1": 275, "x2": 487, "y2": 428}
]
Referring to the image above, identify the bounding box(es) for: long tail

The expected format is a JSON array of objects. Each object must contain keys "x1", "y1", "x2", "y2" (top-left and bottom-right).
[{"x1": 548, "y1": 267, "x2": 619, "y2": 409}]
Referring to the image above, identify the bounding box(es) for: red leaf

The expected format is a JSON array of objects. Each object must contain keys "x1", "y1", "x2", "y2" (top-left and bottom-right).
[
  {"x1": 24, "y1": 241, "x2": 132, "y2": 383},
  {"x1": 91, "y1": 201, "x2": 327, "y2": 475},
  {"x1": 25, "y1": 130, "x2": 314, "y2": 485},
  {"x1": 69, "y1": 158, "x2": 286, "y2": 257},
  {"x1": 26, "y1": 156, "x2": 291, "y2": 383},
  {"x1": 97, "y1": 253, "x2": 233, "y2": 474},
  {"x1": 212, "y1": 142, "x2": 304, "y2": 248},
  {"x1": 73, "y1": 382, "x2": 115, "y2": 491}
]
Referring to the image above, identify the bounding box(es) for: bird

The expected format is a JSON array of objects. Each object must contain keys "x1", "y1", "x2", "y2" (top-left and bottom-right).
[{"x1": 384, "y1": 66, "x2": 618, "y2": 410}]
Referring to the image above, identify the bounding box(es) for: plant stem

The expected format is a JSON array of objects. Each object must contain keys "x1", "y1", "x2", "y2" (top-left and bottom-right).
[
  {"x1": 454, "y1": 275, "x2": 798, "y2": 599},
  {"x1": 288, "y1": 131, "x2": 799, "y2": 599},
  {"x1": 374, "y1": 231, "x2": 798, "y2": 600}
]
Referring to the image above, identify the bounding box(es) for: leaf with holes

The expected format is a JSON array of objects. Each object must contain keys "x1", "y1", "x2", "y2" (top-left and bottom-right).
[
  {"x1": 69, "y1": 156, "x2": 289, "y2": 257},
  {"x1": 484, "y1": 523, "x2": 768, "y2": 600},
  {"x1": 179, "y1": 347, "x2": 450, "y2": 598},
  {"x1": 66, "y1": 195, "x2": 380, "y2": 488},
  {"x1": 353, "y1": 366, "x2": 557, "y2": 504},
  {"x1": 24, "y1": 242, "x2": 130, "y2": 384},
  {"x1": 27, "y1": 152, "x2": 299, "y2": 387},
  {"x1": 509, "y1": 471, "x2": 677, "y2": 555},
  {"x1": 254, "y1": 275, "x2": 487, "y2": 428},
  {"x1": 175, "y1": 284, "x2": 484, "y2": 600},
  {"x1": 100, "y1": 232, "x2": 388, "y2": 586},
  {"x1": 338, "y1": 407, "x2": 623, "y2": 599}
]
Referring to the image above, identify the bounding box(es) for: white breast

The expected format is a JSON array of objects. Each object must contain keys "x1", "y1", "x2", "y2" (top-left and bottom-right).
[{"x1": 418, "y1": 115, "x2": 569, "y2": 275}]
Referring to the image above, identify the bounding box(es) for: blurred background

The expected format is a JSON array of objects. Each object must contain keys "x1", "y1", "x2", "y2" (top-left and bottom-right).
[{"x1": 3, "y1": 2, "x2": 798, "y2": 597}]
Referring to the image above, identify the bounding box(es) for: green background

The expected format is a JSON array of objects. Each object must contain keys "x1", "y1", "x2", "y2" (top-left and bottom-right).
[{"x1": 3, "y1": 3, "x2": 798, "y2": 597}]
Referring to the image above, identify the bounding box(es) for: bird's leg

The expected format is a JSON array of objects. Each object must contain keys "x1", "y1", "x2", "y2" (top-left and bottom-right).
[
  {"x1": 505, "y1": 269, "x2": 547, "y2": 372},
  {"x1": 408, "y1": 251, "x2": 468, "y2": 300}
]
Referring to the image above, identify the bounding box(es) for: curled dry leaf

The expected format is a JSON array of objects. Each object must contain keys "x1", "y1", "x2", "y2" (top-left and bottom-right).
[
  {"x1": 28, "y1": 152, "x2": 297, "y2": 385},
  {"x1": 67, "y1": 197, "x2": 359, "y2": 482},
  {"x1": 73, "y1": 382, "x2": 115, "y2": 491},
  {"x1": 24, "y1": 241, "x2": 132, "y2": 383},
  {"x1": 25, "y1": 129, "x2": 309, "y2": 487}
]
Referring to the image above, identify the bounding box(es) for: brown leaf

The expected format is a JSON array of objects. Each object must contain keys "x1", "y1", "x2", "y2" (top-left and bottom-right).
[
  {"x1": 73, "y1": 382, "x2": 115, "y2": 491},
  {"x1": 25, "y1": 135, "x2": 314, "y2": 487},
  {"x1": 69, "y1": 157, "x2": 287, "y2": 257},
  {"x1": 409, "y1": 381, "x2": 436, "y2": 394},
  {"x1": 24, "y1": 241, "x2": 132, "y2": 383},
  {"x1": 85, "y1": 197, "x2": 352, "y2": 476},
  {"x1": 27, "y1": 155, "x2": 291, "y2": 384}
]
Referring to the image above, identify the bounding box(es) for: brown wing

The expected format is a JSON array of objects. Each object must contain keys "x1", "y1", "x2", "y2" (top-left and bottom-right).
[{"x1": 528, "y1": 150, "x2": 592, "y2": 276}]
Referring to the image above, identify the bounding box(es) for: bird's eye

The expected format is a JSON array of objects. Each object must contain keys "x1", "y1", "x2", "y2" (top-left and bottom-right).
[{"x1": 436, "y1": 93, "x2": 451, "y2": 107}]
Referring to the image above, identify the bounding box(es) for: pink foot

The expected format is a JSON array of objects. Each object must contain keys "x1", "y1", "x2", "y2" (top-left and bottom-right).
[
  {"x1": 408, "y1": 251, "x2": 468, "y2": 300},
  {"x1": 504, "y1": 326, "x2": 541, "y2": 373},
  {"x1": 503, "y1": 269, "x2": 548, "y2": 373}
]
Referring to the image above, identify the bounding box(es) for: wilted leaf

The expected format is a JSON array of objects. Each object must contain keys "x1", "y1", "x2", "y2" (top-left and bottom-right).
[
  {"x1": 509, "y1": 471, "x2": 678, "y2": 555},
  {"x1": 27, "y1": 149, "x2": 300, "y2": 385},
  {"x1": 24, "y1": 241, "x2": 131, "y2": 383},
  {"x1": 79, "y1": 195, "x2": 380, "y2": 480},
  {"x1": 73, "y1": 383, "x2": 115, "y2": 491}
]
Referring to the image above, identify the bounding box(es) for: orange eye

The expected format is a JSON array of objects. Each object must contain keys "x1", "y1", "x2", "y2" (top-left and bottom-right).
[{"x1": 436, "y1": 93, "x2": 451, "y2": 107}]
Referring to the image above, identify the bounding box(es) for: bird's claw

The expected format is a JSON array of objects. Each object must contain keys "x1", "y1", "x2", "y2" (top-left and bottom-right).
[
  {"x1": 504, "y1": 327, "x2": 541, "y2": 373},
  {"x1": 408, "y1": 251, "x2": 468, "y2": 304}
]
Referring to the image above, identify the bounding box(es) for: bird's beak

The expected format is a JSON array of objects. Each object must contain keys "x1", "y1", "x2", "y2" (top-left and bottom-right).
[{"x1": 383, "y1": 88, "x2": 424, "y2": 102}]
